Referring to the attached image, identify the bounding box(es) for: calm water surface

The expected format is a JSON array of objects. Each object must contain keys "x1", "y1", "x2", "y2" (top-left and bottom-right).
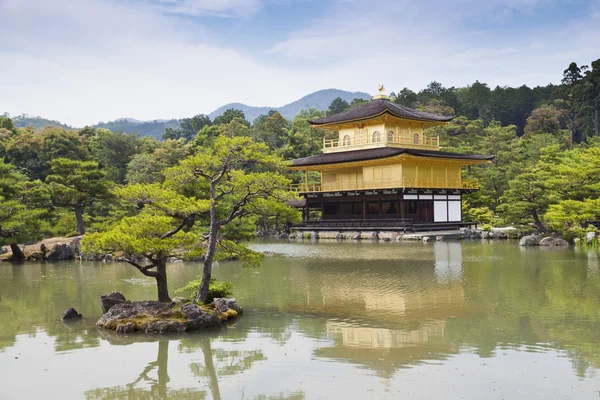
[{"x1": 1, "y1": 240, "x2": 600, "y2": 399}]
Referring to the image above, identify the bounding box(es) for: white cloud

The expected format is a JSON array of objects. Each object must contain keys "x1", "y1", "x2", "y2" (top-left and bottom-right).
[
  {"x1": 267, "y1": 0, "x2": 600, "y2": 91},
  {"x1": 0, "y1": 0, "x2": 598, "y2": 126},
  {"x1": 0, "y1": 0, "x2": 300, "y2": 125},
  {"x1": 142, "y1": 0, "x2": 263, "y2": 17}
]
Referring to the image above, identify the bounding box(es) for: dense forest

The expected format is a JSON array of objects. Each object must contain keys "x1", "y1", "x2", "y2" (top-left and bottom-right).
[{"x1": 1, "y1": 58, "x2": 600, "y2": 297}]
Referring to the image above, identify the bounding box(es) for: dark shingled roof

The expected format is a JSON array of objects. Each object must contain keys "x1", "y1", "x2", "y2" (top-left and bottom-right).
[
  {"x1": 291, "y1": 147, "x2": 494, "y2": 167},
  {"x1": 310, "y1": 98, "x2": 455, "y2": 125},
  {"x1": 286, "y1": 199, "x2": 306, "y2": 208}
]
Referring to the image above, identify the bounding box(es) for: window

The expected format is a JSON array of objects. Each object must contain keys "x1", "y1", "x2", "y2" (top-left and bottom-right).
[
  {"x1": 404, "y1": 200, "x2": 418, "y2": 214},
  {"x1": 342, "y1": 135, "x2": 351, "y2": 146},
  {"x1": 387, "y1": 131, "x2": 395, "y2": 143},
  {"x1": 382, "y1": 201, "x2": 399, "y2": 215},
  {"x1": 367, "y1": 202, "x2": 381, "y2": 214},
  {"x1": 413, "y1": 133, "x2": 420, "y2": 144},
  {"x1": 372, "y1": 131, "x2": 381, "y2": 143},
  {"x1": 339, "y1": 202, "x2": 363, "y2": 215},
  {"x1": 323, "y1": 203, "x2": 338, "y2": 216}
]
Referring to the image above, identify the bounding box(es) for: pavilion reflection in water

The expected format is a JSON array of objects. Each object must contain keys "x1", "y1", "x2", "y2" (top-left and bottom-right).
[{"x1": 284, "y1": 243, "x2": 472, "y2": 375}]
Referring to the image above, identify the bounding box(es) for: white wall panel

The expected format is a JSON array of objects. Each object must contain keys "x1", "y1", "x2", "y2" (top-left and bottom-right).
[
  {"x1": 434, "y1": 201, "x2": 448, "y2": 222},
  {"x1": 448, "y1": 201, "x2": 461, "y2": 222}
]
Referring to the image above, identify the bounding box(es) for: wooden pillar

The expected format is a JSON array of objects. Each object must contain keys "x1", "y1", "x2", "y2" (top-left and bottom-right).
[
  {"x1": 305, "y1": 170, "x2": 309, "y2": 191},
  {"x1": 320, "y1": 170, "x2": 323, "y2": 191},
  {"x1": 415, "y1": 163, "x2": 419, "y2": 187},
  {"x1": 400, "y1": 195, "x2": 404, "y2": 220},
  {"x1": 400, "y1": 195, "x2": 406, "y2": 232},
  {"x1": 362, "y1": 195, "x2": 366, "y2": 220},
  {"x1": 304, "y1": 201, "x2": 309, "y2": 221},
  {"x1": 445, "y1": 166, "x2": 448, "y2": 188}
]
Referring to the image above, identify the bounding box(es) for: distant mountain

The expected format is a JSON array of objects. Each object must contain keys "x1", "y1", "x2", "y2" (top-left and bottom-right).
[
  {"x1": 208, "y1": 89, "x2": 371, "y2": 122},
  {"x1": 6, "y1": 88, "x2": 373, "y2": 140},
  {"x1": 9, "y1": 114, "x2": 72, "y2": 130},
  {"x1": 94, "y1": 118, "x2": 181, "y2": 140}
]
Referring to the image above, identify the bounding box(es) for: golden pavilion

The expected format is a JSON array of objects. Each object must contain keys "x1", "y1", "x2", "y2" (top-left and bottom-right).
[{"x1": 289, "y1": 87, "x2": 493, "y2": 231}]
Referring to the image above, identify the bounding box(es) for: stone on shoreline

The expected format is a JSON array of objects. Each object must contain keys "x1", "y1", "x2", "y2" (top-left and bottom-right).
[
  {"x1": 0, "y1": 236, "x2": 83, "y2": 262},
  {"x1": 101, "y1": 292, "x2": 127, "y2": 313},
  {"x1": 519, "y1": 234, "x2": 540, "y2": 246},
  {"x1": 62, "y1": 308, "x2": 82, "y2": 321},
  {"x1": 96, "y1": 293, "x2": 242, "y2": 334},
  {"x1": 539, "y1": 237, "x2": 569, "y2": 247}
]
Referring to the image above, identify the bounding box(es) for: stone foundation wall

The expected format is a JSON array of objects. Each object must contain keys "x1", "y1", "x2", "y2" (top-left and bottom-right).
[{"x1": 288, "y1": 227, "x2": 520, "y2": 242}]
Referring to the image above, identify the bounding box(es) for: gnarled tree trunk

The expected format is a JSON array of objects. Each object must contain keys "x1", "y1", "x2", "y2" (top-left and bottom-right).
[
  {"x1": 155, "y1": 259, "x2": 171, "y2": 303},
  {"x1": 10, "y1": 243, "x2": 25, "y2": 261},
  {"x1": 196, "y1": 222, "x2": 218, "y2": 304},
  {"x1": 74, "y1": 205, "x2": 85, "y2": 235},
  {"x1": 196, "y1": 183, "x2": 218, "y2": 304},
  {"x1": 532, "y1": 209, "x2": 549, "y2": 233}
]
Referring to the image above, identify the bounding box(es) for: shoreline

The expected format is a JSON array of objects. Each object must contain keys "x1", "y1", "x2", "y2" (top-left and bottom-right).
[{"x1": 285, "y1": 227, "x2": 519, "y2": 242}]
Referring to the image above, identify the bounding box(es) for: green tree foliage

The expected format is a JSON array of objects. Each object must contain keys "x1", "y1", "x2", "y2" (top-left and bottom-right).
[
  {"x1": 523, "y1": 105, "x2": 565, "y2": 137},
  {"x1": 125, "y1": 153, "x2": 163, "y2": 185},
  {"x1": 2, "y1": 126, "x2": 89, "y2": 180},
  {"x1": 251, "y1": 110, "x2": 289, "y2": 148},
  {"x1": 83, "y1": 184, "x2": 210, "y2": 302},
  {"x1": 165, "y1": 136, "x2": 299, "y2": 303},
  {"x1": 163, "y1": 114, "x2": 211, "y2": 142},
  {"x1": 213, "y1": 109, "x2": 248, "y2": 126},
  {"x1": 88, "y1": 128, "x2": 140, "y2": 183},
  {"x1": 0, "y1": 116, "x2": 17, "y2": 134},
  {"x1": 327, "y1": 97, "x2": 350, "y2": 115},
  {"x1": 391, "y1": 88, "x2": 417, "y2": 107},
  {"x1": 349, "y1": 98, "x2": 369, "y2": 108},
  {"x1": 282, "y1": 108, "x2": 331, "y2": 159},
  {"x1": 190, "y1": 124, "x2": 221, "y2": 149},
  {"x1": 546, "y1": 199, "x2": 600, "y2": 233},
  {"x1": 46, "y1": 159, "x2": 114, "y2": 235},
  {"x1": 497, "y1": 171, "x2": 552, "y2": 232},
  {"x1": 219, "y1": 116, "x2": 250, "y2": 139},
  {"x1": 126, "y1": 139, "x2": 189, "y2": 184},
  {"x1": 0, "y1": 161, "x2": 49, "y2": 260}
]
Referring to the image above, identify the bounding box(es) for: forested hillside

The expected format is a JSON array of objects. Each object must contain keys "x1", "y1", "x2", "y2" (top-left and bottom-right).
[
  {"x1": 6, "y1": 89, "x2": 371, "y2": 140},
  {"x1": 5, "y1": 114, "x2": 72, "y2": 131},
  {"x1": 1, "y1": 58, "x2": 599, "y2": 257},
  {"x1": 94, "y1": 118, "x2": 181, "y2": 140},
  {"x1": 208, "y1": 89, "x2": 371, "y2": 122}
]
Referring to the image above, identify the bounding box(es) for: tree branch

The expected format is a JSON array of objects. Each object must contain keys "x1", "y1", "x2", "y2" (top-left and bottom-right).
[
  {"x1": 212, "y1": 156, "x2": 231, "y2": 186},
  {"x1": 216, "y1": 189, "x2": 256, "y2": 226},
  {"x1": 193, "y1": 168, "x2": 213, "y2": 180},
  {"x1": 214, "y1": 186, "x2": 234, "y2": 201},
  {"x1": 159, "y1": 218, "x2": 189, "y2": 239},
  {"x1": 125, "y1": 259, "x2": 159, "y2": 278}
]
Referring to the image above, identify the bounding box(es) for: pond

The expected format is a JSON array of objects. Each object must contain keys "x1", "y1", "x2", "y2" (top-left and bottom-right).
[{"x1": 1, "y1": 240, "x2": 600, "y2": 399}]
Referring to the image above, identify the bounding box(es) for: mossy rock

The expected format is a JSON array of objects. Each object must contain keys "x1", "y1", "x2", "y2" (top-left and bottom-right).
[{"x1": 96, "y1": 295, "x2": 242, "y2": 334}]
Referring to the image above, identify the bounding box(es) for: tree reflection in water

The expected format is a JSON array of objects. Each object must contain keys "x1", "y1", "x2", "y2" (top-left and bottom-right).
[
  {"x1": 84, "y1": 332, "x2": 301, "y2": 400},
  {"x1": 85, "y1": 338, "x2": 207, "y2": 400}
]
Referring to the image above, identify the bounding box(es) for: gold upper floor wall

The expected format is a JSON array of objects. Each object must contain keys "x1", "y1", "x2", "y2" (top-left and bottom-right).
[
  {"x1": 321, "y1": 114, "x2": 445, "y2": 153},
  {"x1": 291, "y1": 158, "x2": 480, "y2": 193}
]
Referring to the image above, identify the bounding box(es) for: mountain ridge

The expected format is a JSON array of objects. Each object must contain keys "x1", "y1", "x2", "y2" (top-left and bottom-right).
[
  {"x1": 208, "y1": 88, "x2": 371, "y2": 121},
  {"x1": 6, "y1": 88, "x2": 372, "y2": 140}
]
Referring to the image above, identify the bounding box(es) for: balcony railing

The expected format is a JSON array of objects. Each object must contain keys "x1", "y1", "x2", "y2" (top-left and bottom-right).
[
  {"x1": 323, "y1": 134, "x2": 440, "y2": 151},
  {"x1": 290, "y1": 178, "x2": 479, "y2": 193}
]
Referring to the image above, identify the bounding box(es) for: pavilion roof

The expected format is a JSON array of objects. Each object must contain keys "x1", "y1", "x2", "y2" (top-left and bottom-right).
[
  {"x1": 291, "y1": 147, "x2": 494, "y2": 167},
  {"x1": 309, "y1": 99, "x2": 455, "y2": 126}
]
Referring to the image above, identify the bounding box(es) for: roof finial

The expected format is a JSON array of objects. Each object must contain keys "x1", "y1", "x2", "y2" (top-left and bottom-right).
[{"x1": 372, "y1": 84, "x2": 389, "y2": 100}]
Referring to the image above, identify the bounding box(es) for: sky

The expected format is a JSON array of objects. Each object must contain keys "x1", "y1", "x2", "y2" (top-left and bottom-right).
[{"x1": 1, "y1": 0, "x2": 599, "y2": 126}]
